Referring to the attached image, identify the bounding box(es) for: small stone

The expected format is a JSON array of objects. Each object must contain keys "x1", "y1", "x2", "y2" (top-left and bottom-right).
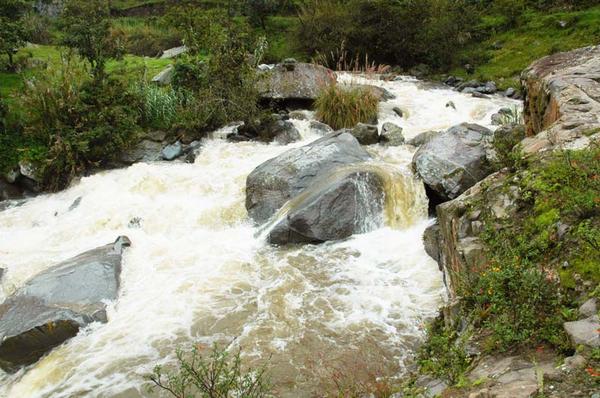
[
  {"x1": 309, "y1": 120, "x2": 333, "y2": 135},
  {"x1": 349, "y1": 123, "x2": 379, "y2": 145},
  {"x1": 128, "y1": 217, "x2": 142, "y2": 229},
  {"x1": 564, "y1": 354, "x2": 587, "y2": 370},
  {"x1": 505, "y1": 87, "x2": 516, "y2": 97},
  {"x1": 380, "y1": 122, "x2": 405, "y2": 146},
  {"x1": 446, "y1": 101, "x2": 456, "y2": 110},
  {"x1": 68, "y1": 196, "x2": 82, "y2": 211}
]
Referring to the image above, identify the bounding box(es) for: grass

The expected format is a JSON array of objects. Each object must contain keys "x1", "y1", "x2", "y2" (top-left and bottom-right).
[
  {"x1": 0, "y1": 45, "x2": 171, "y2": 99},
  {"x1": 447, "y1": 6, "x2": 600, "y2": 89},
  {"x1": 315, "y1": 82, "x2": 379, "y2": 130}
]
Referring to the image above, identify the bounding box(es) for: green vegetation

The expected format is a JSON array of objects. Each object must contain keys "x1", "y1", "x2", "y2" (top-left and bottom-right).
[
  {"x1": 0, "y1": 0, "x2": 30, "y2": 68},
  {"x1": 315, "y1": 83, "x2": 378, "y2": 130},
  {"x1": 148, "y1": 344, "x2": 272, "y2": 398}
]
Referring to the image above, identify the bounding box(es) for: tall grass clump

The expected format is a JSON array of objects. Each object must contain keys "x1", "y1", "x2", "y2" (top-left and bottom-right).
[
  {"x1": 134, "y1": 82, "x2": 183, "y2": 130},
  {"x1": 315, "y1": 82, "x2": 378, "y2": 130},
  {"x1": 148, "y1": 343, "x2": 272, "y2": 398}
]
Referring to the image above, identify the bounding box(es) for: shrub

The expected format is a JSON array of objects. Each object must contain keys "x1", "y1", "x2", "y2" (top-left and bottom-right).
[
  {"x1": 315, "y1": 82, "x2": 378, "y2": 130},
  {"x1": 148, "y1": 343, "x2": 272, "y2": 398},
  {"x1": 19, "y1": 58, "x2": 141, "y2": 190},
  {"x1": 0, "y1": 0, "x2": 29, "y2": 68}
]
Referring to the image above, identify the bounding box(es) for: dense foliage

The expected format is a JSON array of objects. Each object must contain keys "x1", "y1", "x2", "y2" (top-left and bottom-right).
[{"x1": 19, "y1": 59, "x2": 141, "y2": 189}]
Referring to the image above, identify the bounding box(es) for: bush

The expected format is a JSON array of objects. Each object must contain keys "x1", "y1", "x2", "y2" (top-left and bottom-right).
[
  {"x1": 19, "y1": 58, "x2": 141, "y2": 190},
  {"x1": 112, "y1": 17, "x2": 182, "y2": 57},
  {"x1": 148, "y1": 343, "x2": 272, "y2": 398},
  {"x1": 315, "y1": 82, "x2": 378, "y2": 130}
]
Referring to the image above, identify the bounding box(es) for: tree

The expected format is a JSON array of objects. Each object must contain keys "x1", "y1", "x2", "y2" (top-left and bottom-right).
[
  {"x1": 0, "y1": 0, "x2": 30, "y2": 69},
  {"x1": 245, "y1": 0, "x2": 278, "y2": 29},
  {"x1": 58, "y1": 0, "x2": 123, "y2": 79}
]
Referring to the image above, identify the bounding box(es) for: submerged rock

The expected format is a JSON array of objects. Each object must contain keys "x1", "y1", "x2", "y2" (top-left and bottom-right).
[
  {"x1": 161, "y1": 141, "x2": 183, "y2": 161},
  {"x1": 0, "y1": 237, "x2": 130, "y2": 372},
  {"x1": 246, "y1": 131, "x2": 371, "y2": 224},
  {"x1": 412, "y1": 123, "x2": 494, "y2": 201},
  {"x1": 309, "y1": 120, "x2": 333, "y2": 135},
  {"x1": 120, "y1": 140, "x2": 163, "y2": 164},
  {"x1": 268, "y1": 169, "x2": 385, "y2": 244}
]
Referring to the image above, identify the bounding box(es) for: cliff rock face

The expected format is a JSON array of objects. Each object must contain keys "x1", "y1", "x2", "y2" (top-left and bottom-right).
[
  {"x1": 434, "y1": 45, "x2": 600, "y2": 297},
  {"x1": 521, "y1": 45, "x2": 600, "y2": 154}
]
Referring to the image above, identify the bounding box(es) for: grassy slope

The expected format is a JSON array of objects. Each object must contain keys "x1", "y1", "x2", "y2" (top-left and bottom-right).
[
  {"x1": 0, "y1": 45, "x2": 171, "y2": 98},
  {"x1": 448, "y1": 6, "x2": 600, "y2": 89}
]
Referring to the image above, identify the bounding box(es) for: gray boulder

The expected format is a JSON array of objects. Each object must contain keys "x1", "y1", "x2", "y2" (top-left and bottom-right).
[
  {"x1": 267, "y1": 169, "x2": 385, "y2": 244},
  {"x1": 579, "y1": 298, "x2": 598, "y2": 318},
  {"x1": 348, "y1": 123, "x2": 379, "y2": 145},
  {"x1": 245, "y1": 131, "x2": 371, "y2": 224},
  {"x1": 407, "y1": 130, "x2": 440, "y2": 147},
  {"x1": 161, "y1": 141, "x2": 183, "y2": 161},
  {"x1": 257, "y1": 62, "x2": 335, "y2": 103},
  {"x1": 412, "y1": 123, "x2": 494, "y2": 200},
  {"x1": 120, "y1": 140, "x2": 163, "y2": 164},
  {"x1": 0, "y1": 237, "x2": 130, "y2": 372},
  {"x1": 563, "y1": 315, "x2": 600, "y2": 348},
  {"x1": 423, "y1": 223, "x2": 441, "y2": 264},
  {"x1": 235, "y1": 116, "x2": 300, "y2": 144},
  {"x1": 379, "y1": 122, "x2": 404, "y2": 146}
]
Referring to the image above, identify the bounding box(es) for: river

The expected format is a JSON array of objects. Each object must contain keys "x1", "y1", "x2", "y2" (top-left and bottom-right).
[{"x1": 0, "y1": 74, "x2": 519, "y2": 397}]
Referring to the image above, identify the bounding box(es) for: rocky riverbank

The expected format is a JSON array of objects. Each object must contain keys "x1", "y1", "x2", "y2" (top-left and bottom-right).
[{"x1": 409, "y1": 45, "x2": 600, "y2": 398}]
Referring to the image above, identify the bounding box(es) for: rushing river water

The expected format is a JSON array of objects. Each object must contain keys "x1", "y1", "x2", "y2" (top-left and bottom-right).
[{"x1": 0, "y1": 74, "x2": 519, "y2": 397}]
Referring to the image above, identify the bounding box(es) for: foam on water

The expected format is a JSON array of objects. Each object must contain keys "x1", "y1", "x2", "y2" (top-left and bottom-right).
[{"x1": 0, "y1": 74, "x2": 519, "y2": 397}]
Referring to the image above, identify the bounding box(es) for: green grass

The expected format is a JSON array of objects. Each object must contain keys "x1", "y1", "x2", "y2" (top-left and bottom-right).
[
  {"x1": 0, "y1": 45, "x2": 171, "y2": 99},
  {"x1": 449, "y1": 6, "x2": 600, "y2": 89}
]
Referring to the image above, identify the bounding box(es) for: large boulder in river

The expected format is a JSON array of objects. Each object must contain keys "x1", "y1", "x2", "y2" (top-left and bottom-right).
[
  {"x1": 268, "y1": 168, "x2": 385, "y2": 244},
  {"x1": 412, "y1": 123, "x2": 493, "y2": 201},
  {"x1": 257, "y1": 61, "x2": 335, "y2": 103},
  {"x1": 246, "y1": 131, "x2": 371, "y2": 224},
  {"x1": 0, "y1": 237, "x2": 130, "y2": 372}
]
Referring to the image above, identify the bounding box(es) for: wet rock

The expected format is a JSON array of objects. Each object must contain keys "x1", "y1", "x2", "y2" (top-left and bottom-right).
[
  {"x1": 246, "y1": 131, "x2": 371, "y2": 224},
  {"x1": 269, "y1": 120, "x2": 301, "y2": 144},
  {"x1": 348, "y1": 123, "x2": 379, "y2": 145},
  {"x1": 151, "y1": 64, "x2": 174, "y2": 86},
  {"x1": 423, "y1": 223, "x2": 441, "y2": 263},
  {"x1": 18, "y1": 160, "x2": 41, "y2": 183},
  {"x1": 471, "y1": 92, "x2": 489, "y2": 99},
  {"x1": 309, "y1": 120, "x2": 333, "y2": 135},
  {"x1": 161, "y1": 141, "x2": 183, "y2": 161},
  {"x1": 236, "y1": 116, "x2": 301, "y2": 145},
  {"x1": 458, "y1": 79, "x2": 482, "y2": 91},
  {"x1": 579, "y1": 298, "x2": 598, "y2": 318},
  {"x1": 128, "y1": 217, "x2": 142, "y2": 228},
  {"x1": 0, "y1": 268, "x2": 4, "y2": 282},
  {"x1": 0, "y1": 237, "x2": 131, "y2": 372},
  {"x1": 491, "y1": 107, "x2": 513, "y2": 125},
  {"x1": 563, "y1": 315, "x2": 600, "y2": 348},
  {"x1": 505, "y1": 87, "x2": 516, "y2": 97},
  {"x1": 379, "y1": 122, "x2": 404, "y2": 146},
  {"x1": 68, "y1": 196, "x2": 82, "y2": 211},
  {"x1": 407, "y1": 130, "x2": 440, "y2": 147},
  {"x1": 412, "y1": 123, "x2": 494, "y2": 201},
  {"x1": 120, "y1": 140, "x2": 163, "y2": 164},
  {"x1": 160, "y1": 45, "x2": 187, "y2": 59},
  {"x1": 4, "y1": 169, "x2": 19, "y2": 184},
  {"x1": 257, "y1": 62, "x2": 335, "y2": 104},
  {"x1": 0, "y1": 178, "x2": 23, "y2": 202},
  {"x1": 289, "y1": 110, "x2": 308, "y2": 120},
  {"x1": 393, "y1": 107, "x2": 404, "y2": 117},
  {"x1": 268, "y1": 169, "x2": 385, "y2": 244},
  {"x1": 183, "y1": 141, "x2": 202, "y2": 163},
  {"x1": 446, "y1": 101, "x2": 456, "y2": 110}
]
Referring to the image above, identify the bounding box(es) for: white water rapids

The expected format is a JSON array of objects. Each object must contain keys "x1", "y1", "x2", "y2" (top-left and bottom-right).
[{"x1": 0, "y1": 74, "x2": 520, "y2": 397}]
